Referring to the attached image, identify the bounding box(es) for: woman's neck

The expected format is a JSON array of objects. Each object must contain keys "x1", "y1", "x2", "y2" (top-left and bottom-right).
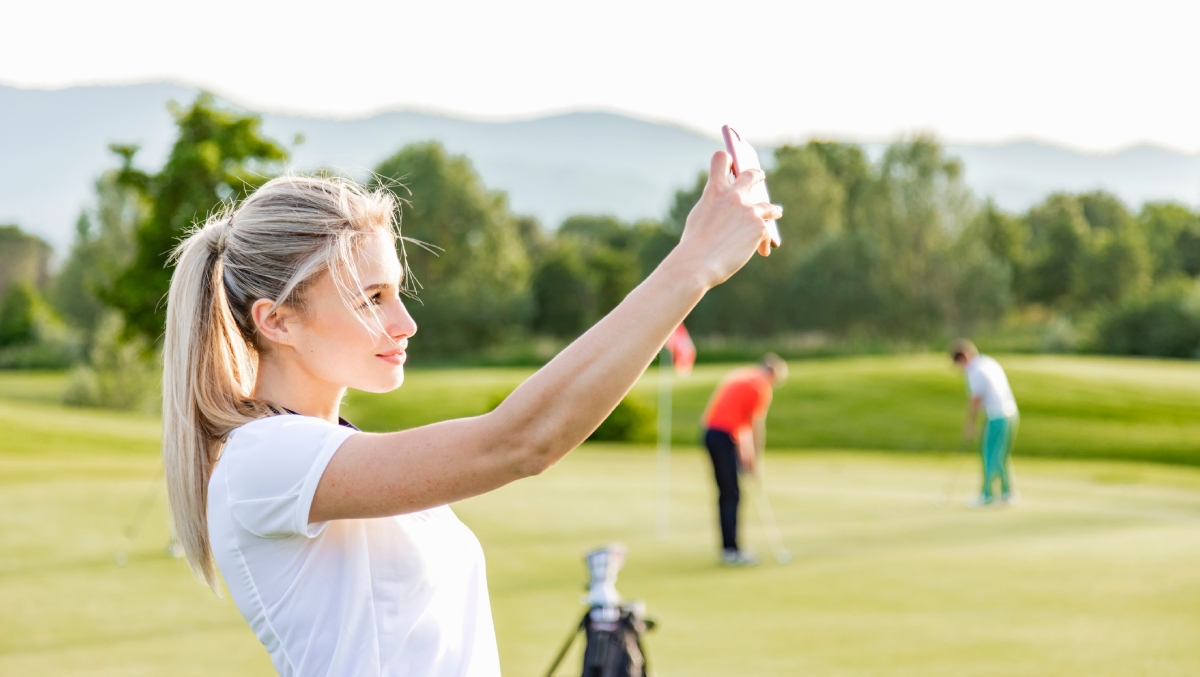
[{"x1": 252, "y1": 353, "x2": 346, "y2": 424}]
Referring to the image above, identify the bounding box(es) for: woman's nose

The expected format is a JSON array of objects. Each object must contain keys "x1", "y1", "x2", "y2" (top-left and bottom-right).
[{"x1": 386, "y1": 299, "x2": 417, "y2": 339}]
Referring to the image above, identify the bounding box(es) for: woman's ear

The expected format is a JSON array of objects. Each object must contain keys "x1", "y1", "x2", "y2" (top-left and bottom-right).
[{"x1": 252, "y1": 298, "x2": 297, "y2": 347}]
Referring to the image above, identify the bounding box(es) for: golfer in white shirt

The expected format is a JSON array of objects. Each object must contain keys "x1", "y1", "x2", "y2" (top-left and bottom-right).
[
  {"x1": 951, "y1": 339, "x2": 1019, "y2": 506},
  {"x1": 160, "y1": 154, "x2": 780, "y2": 676}
]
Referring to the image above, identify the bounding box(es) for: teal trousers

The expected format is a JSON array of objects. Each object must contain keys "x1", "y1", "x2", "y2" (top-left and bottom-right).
[{"x1": 980, "y1": 414, "x2": 1018, "y2": 500}]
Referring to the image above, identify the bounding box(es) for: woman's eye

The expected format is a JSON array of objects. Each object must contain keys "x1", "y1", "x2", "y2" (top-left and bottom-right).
[{"x1": 359, "y1": 293, "x2": 384, "y2": 310}]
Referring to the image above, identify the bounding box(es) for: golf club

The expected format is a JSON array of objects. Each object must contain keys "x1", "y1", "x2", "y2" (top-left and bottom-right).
[
  {"x1": 748, "y1": 472, "x2": 791, "y2": 564},
  {"x1": 934, "y1": 438, "x2": 975, "y2": 507},
  {"x1": 116, "y1": 466, "x2": 163, "y2": 565}
]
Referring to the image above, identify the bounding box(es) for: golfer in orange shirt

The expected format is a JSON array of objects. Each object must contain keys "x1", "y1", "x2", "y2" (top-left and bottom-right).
[{"x1": 701, "y1": 354, "x2": 788, "y2": 565}]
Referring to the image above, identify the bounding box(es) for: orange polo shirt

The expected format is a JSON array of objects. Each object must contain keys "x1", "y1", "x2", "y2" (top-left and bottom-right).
[{"x1": 703, "y1": 368, "x2": 772, "y2": 439}]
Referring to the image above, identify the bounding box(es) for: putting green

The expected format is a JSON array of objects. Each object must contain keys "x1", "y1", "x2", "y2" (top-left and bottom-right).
[{"x1": 2, "y1": 358, "x2": 1200, "y2": 675}]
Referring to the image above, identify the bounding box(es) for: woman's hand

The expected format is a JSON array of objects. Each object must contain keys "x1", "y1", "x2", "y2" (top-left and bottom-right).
[{"x1": 670, "y1": 151, "x2": 782, "y2": 290}]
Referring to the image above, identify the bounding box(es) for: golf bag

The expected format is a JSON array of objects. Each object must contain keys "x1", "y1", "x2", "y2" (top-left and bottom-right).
[
  {"x1": 546, "y1": 605, "x2": 654, "y2": 677},
  {"x1": 544, "y1": 544, "x2": 655, "y2": 677}
]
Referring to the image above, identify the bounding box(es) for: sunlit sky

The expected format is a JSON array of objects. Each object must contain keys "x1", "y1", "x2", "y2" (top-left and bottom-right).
[{"x1": 4, "y1": 0, "x2": 1199, "y2": 153}]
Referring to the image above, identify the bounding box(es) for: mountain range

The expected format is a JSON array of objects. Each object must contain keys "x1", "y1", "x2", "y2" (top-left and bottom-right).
[{"x1": 2, "y1": 83, "x2": 1198, "y2": 254}]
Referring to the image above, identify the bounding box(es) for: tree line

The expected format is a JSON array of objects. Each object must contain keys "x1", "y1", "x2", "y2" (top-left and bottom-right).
[{"x1": 3, "y1": 94, "x2": 1200, "y2": 404}]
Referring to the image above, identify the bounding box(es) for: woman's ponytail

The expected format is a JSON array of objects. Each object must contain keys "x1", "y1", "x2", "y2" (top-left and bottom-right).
[{"x1": 163, "y1": 214, "x2": 262, "y2": 590}]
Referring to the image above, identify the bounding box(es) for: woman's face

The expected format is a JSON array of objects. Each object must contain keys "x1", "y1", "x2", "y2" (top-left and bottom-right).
[{"x1": 286, "y1": 230, "x2": 417, "y2": 394}]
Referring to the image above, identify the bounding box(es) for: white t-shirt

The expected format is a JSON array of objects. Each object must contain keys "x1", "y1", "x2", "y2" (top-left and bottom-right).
[
  {"x1": 965, "y1": 355, "x2": 1018, "y2": 419},
  {"x1": 207, "y1": 414, "x2": 500, "y2": 677}
]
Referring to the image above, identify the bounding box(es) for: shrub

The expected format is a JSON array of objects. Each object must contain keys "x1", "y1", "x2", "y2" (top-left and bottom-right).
[
  {"x1": 61, "y1": 313, "x2": 157, "y2": 411},
  {"x1": 1093, "y1": 282, "x2": 1200, "y2": 358},
  {"x1": 0, "y1": 282, "x2": 37, "y2": 347},
  {"x1": 0, "y1": 283, "x2": 81, "y2": 369},
  {"x1": 589, "y1": 395, "x2": 655, "y2": 444},
  {"x1": 1040, "y1": 315, "x2": 1080, "y2": 354},
  {"x1": 488, "y1": 391, "x2": 655, "y2": 443}
]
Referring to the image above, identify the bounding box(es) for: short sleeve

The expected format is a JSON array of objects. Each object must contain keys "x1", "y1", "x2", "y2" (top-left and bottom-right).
[
  {"x1": 219, "y1": 415, "x2": 357, "y2": 539},
  {"x1": 753, "y1": 379, "x2": 772, "y2": 419},
  {"x1": 966, "y1": 366, "x2": 984, "y2": 398}
]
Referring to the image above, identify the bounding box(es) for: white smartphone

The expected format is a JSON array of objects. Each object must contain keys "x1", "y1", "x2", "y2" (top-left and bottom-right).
[{"x1": 722, "y1": 125, "x2": 781, "y2": 248}]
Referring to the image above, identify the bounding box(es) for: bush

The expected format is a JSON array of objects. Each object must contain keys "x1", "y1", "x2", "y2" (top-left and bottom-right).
[
  {"x1": 487, "y1": 391, "x2": 655, "y2": 443},
  {"x1": 1040, "y1": 315, "x2": 1080, "y2": 354},
  {"x1": 0, "y1": 283, "x2": 81, "y2": 369},
  {"x1": 61, "y1": 313, "x2": 158, "y2": 411},
  {"x1": 1093, "y1": 282, "x2": 1200, "y2": 358},
  {"x1": 589, "y1": 395, "x2": 655, "y2": 443},
  {"x1": 0, "y1": 340, "x2": 79, "y2": 369},
  {"x1": 0, "y1": 282, "x2": 38, "y2": 347}
]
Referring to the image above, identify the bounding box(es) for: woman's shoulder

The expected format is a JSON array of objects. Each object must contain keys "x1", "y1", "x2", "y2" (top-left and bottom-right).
[
  {"x1": 222, "y1": 414, "x2": 355, "y2": 465},
  {"x1": 214, "y1": 414, "x2": 358, "y2": 497}
]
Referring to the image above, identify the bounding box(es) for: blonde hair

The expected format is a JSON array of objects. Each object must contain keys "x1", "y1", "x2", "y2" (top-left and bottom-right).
[{"x1": 163, "y1": 175, "x2": 400, "y2": 590}]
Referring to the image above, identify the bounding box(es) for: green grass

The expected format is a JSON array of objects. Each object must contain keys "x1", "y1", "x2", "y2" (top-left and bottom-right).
[{"x1": 4, "y1": 356, "x2": 1200, "y2": 675}]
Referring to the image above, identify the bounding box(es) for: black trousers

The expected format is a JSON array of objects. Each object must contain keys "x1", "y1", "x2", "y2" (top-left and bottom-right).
[{"x1": 704, "y1": 429, "x2": 741, "y2": 551}]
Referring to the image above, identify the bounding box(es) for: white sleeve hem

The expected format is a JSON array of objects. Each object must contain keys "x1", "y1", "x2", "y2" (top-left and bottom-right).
[{"x1": 294, "y1": 427, "x2": 357, "y2": 538}]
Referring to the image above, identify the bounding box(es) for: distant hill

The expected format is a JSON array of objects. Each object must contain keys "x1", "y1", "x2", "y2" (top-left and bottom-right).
[{"x1": 2, "y1": 83, "x2": 1198, "y2": 253}]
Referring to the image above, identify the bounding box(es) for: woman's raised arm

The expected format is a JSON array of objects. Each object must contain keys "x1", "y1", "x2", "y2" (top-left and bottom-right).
[{"x1": 310, "y1": 151, "x2": 779, "y2": 522}]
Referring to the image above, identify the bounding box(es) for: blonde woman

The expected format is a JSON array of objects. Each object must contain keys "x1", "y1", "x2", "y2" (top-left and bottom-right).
[{"x1": 163, "y1": 152, "x2": 779, "y2": 676}]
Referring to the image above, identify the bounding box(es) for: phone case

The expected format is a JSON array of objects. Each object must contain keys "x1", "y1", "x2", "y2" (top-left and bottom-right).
[{"x1": 722, "y1": 125, "x2": 781, "y2": 248}]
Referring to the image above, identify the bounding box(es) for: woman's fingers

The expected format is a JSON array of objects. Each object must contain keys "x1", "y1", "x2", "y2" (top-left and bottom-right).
[
  {"x1": 732, "y1": 167, "x2": 767, "y2": 194},
  {"x1": 706, "y1": 151, "x2": 734, "y2": 192},
  {"x1": 752, "y1": 203, "x2": 781, "y2": 257},
  {"x1": 754, "y1": 203, "x2": 783, "y2": 221}
]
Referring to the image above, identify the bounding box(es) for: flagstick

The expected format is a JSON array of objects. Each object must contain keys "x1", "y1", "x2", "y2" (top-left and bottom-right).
[{"x1": 656, "y1": 348, "x2": 673, "y2": 540}]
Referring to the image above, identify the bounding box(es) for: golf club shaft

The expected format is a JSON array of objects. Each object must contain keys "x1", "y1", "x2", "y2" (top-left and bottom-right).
[
  {"x1": 940, "y1": 438, "x2": 975, "y2": 504},
  {"x1": 124, "y1": 466, "x2": 164, "y2": 540},
  {"x1": 750, "y1": 474, "x2": 787, "y2": 560}
]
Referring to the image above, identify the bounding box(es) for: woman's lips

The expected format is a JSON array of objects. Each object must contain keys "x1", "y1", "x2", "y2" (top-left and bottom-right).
[{"x1": 377, "y1": 350, "x2": 406, "y2": 366}]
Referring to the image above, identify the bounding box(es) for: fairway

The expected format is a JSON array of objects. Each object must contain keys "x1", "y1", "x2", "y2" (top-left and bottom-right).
[{"x1": 3, "y1": 357, "x2": 1200, "y2": 675}]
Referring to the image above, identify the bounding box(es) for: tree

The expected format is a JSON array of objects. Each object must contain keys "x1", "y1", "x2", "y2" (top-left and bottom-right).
[
  {"x1": 105, "y1": 94, "x2": 288, "y2": 342},
  {"x1": 0, "y1": 225, "x2": 53, "y2": 300},
  {"x1": 51, "y1": 171, "x2": 144, "y2": 349},
  {"x1": 1094, "y1": 281, "x2": 1200, "y2": 358},
  {"x1": 0, "y1": 283, "x2": 39, "y2": 347},
  {"x1": 630, "y1": 219, "x2": 678, "y2": 279},
  {"x1": 946, "y1": 236, "x2": 1013, "y2": 334},
  {"x1": 813, "y1": 143, "x2": 878, "y2": 224},
  {"x1": 1020, "y1": 193, "x2": 1090, "y2": 306},
  {"x1": 663, "y1": 172, "x2": 706, "y2": 234},
  {"x1": 372, "y1": 142, "x2": 532, "y2": 355},
  {"x1": 974, "y1": 199, "x2": 1027, "y2": 270},
  {"x1": 529, "y1": 214, "x2": 658, "y2": 338},
  {"x1": 870, "y1": 136, "x2": 975, "y2": 335},
  {"x1": 789, "y1": 232, "x2": 883, "y2": 334},
  {"x1": 1072, "y1": 225, "x2": 1151, "y2": 308},
  {"x1": 556, "y1": 214, "x2": 651, "y2": 312},
  {"x1": 767, "y1": 144, "x2": 847, "y2": 248},
  {"x1": 559, "y1": 215, "x2": 629, "y2": 249},
  {"x1": 1078, "y1": 191, "x2": 1133, "y2": 232},
  {"x1": 531, "y1": 241, "x2": 596, "y2": 337},
  {"x1": 513, "y1": 215, "x2": 549, "y2": 262},
  {"x1": 1139, "y1": 202, "x2": 1200, "y2": 279}
]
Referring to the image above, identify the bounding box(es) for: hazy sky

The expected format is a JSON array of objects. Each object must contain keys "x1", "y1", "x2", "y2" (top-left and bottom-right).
[{"x1": 4, "y1": 0, "x2": 1198, "y2": 152}]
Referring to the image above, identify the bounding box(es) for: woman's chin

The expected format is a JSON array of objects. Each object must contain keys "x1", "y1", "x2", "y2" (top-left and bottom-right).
[{"x1": 357, "y1": 367, "x2": 405, "y2": 394}]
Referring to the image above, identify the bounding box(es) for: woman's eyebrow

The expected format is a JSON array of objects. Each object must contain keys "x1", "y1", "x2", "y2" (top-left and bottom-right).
[{"x1": 360, "y1": 282, "x2": 393, "y2": 294}]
